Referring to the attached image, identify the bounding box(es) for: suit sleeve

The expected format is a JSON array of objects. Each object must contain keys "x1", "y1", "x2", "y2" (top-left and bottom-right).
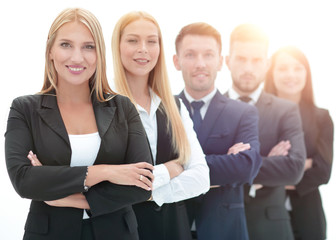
[
  {"x1": 254, "y1": 103, "x2": 306, "y2": 186},
  {"x1": 84, "y1": 97, "x2": 153, "y2": 217},
  {"x1": 206, "y1": 105, "x2": 262, "y2": 186},
  {"x1": 5, "y1": 98, "x2": 87, "y2": 201},
  {"x1": 295, "y1": 109, "x2": 334, "y2": 196}
]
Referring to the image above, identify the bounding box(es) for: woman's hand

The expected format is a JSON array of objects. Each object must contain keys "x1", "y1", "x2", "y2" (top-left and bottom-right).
[
  {"x1": 105, "y1": 162, "x2": 155, "y2": 191},
  {"x1": 27, "y1": 151, "x2": 42, "y2": 166},
  {"x1": 27, "y1": 151, "x2": 90, "y2": 209},
  {"x1": 164, "y1": 159, "x2": 184, "y2": 179}
]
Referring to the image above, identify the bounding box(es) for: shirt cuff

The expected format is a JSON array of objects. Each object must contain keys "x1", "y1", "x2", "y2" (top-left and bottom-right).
[{"x1": 153, "y1": 164, "x2": 170, "y2": 190}]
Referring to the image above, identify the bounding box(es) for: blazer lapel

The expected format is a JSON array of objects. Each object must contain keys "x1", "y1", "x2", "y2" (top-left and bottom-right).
[
  {"x1": 92, "y1": 94, "x2": 116, "y2": 138},
  {"x1": 255, "y1": 91, "x2": 272, "y2": 123},
  {"x1": 36, "y1": 94, "x2": 70, "y2": 146},
  {"x1": 197, "y1": 90, "x2": 226, "y2": 146},
  {"x1": 179, "y1": 90, "x2": 226, "y2": 146}
]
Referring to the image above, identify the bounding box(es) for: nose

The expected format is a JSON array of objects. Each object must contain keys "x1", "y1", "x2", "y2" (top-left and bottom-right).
[
  {"x1": 71, "y1": 47, "x2": 84, "y2": 63},
  {"x1": 244, "y1": 60, "x2": 254, "y2": 73},
  {"x1": 195, "y1": 55, "x2": 206, "y2": 69},
  {"x1": 137, "y1": 41, "x2": 148, "y2": 54}
]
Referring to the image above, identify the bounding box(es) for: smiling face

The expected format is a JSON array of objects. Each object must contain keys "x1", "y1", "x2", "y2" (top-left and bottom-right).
[
  {"x1": 272, "y1": 52, "x2": 307, "y2": 99},
  {"x1": 49, "y1": 21, "x2": 97, "y2": 88},
  {"x1": 119, "y1": 19, "x2": 160, "y2": 81},
  {"x1": 174, "y1": 34, "x2": 223, "y2": 99},
  {"x1": 226, "y1": 41, "x2": 268, "y2": 95}
]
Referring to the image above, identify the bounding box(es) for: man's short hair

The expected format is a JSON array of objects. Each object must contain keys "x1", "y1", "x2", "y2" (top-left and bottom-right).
[
  {"x1": 175, "y1": 22, "x2": 222, "y2": 54},
  {"x1": 229, "y1": 24, "x2": 269, "y2": 52}
]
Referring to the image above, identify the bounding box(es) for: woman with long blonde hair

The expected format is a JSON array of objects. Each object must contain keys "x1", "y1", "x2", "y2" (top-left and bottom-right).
[
  {"x1": 112, "y1": 11, "x2": 210, "y2": 240},
  {"x1": 5, "y1": 8, "x2": 154, "y2": 240}
]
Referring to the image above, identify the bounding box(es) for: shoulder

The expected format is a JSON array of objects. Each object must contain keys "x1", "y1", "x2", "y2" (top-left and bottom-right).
[
  {"x1": 11, "y1": 94, "x2": 45, "y2": 110},
  {"x1": 314, "y1": 106, "x2": 333, "y2": 127},
  {"x1": 104, "y1": 94, "x2": 133, "y2": 108},
  {"x1": 220, "y1": 95, "x2": 258, "y2": 115},
  {"x1": 260, "y1": 92, "x2": 299, "y2": 114}
]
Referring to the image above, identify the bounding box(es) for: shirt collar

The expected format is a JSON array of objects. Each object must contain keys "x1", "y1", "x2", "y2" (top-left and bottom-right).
[
  {"x1": 137, "y1": 88, "x2": 161, "y2": 117},
  {"x1": 228, "y1": 84, "x2": 263, "y2": 104},
  {"x1": 183, "y1": 88, "x2": 217, "y2": 105}
]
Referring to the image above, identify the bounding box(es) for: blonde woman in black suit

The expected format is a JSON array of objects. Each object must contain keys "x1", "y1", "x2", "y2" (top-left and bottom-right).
[
  {"x1": 5, "y1": 8, "x2": 154, "y2": 240},
  {"x1": 265, "y1": 46, "x2": 334, "y2": 240}
]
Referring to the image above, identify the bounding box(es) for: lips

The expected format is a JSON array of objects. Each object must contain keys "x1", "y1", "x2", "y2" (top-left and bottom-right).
[
  {"x1": 66, "y1": 65, "x2": 86, "y2": 74},
  {"x1": 192, "y1": 72, "x2": 209, "y2": 78},
  {"x1": 134, "y1": 58, "x2": 150, "y2": 64}
]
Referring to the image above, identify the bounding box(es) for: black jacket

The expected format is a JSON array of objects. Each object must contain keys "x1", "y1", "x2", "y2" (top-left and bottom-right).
[{"x1": 5, "y1": 93, "x2": 152, "y2": 240}]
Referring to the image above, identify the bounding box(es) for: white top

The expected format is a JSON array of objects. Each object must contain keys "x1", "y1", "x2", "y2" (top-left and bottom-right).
[
  {"x1": 227, "y1": 84, "x2": 263, "y2": 105},
  {"x1": 137, "y1": 89, "x2": 210, "y2": 206},
  {"x1": 183, "y1": 88, "x2": 217, "y2": 119},
  {"x1": 69, "y1": 132, "x2": 101, "y2": 218}
]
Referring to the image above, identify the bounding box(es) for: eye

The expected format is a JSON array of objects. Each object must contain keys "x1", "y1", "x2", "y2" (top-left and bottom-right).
[
  {"x1": 148, "y1": 40, "x2": 158, "y2": 44},
  {"x1": 205, "y1": 53, "x2": 214, "y2": 58},
  {"x1": 185, "y1": 52, "x2": 194, "y2": 58},
  {"x1": 60, "y1": 42, "x2": 71, "y2": 48},
  {"x1": 84, "y1": 44, "x2": 96, "y2": 50},
  {"x1": 127, "y1": 39, "x2": 137, "y2": 43}
]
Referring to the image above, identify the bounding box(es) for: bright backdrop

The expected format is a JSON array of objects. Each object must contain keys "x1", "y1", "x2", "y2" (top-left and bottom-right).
[{"x1": 0, "y1": 0, "x2": 335, "y2": 239}]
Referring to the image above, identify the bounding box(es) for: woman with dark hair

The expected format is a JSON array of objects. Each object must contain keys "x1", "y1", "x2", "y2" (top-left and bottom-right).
[{"x1": 265, "y1": 46, "x2": 334, "y2": 240}]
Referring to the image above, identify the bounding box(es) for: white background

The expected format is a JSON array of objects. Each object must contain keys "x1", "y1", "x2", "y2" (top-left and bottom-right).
[{"x1": 0, "y1": 0, "x2": 335, "y2": 239}]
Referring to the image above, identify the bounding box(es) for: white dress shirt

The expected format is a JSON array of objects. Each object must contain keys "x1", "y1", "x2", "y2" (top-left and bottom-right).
[
  {"x1": 69, "y1": 132, "x2": 101, "y2": 219},
  {"x1": 137, "y1": 89, "x2": 210, "y2": 206},
  {"x1": 183, "y1": 88, "x2": 217, "y2": 119}
]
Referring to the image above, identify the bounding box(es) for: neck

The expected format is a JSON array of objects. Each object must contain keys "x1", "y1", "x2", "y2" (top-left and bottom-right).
[
  {"x1": 186, "y1": 86, "x2": 215, "y2": 100},
  {"x1": 277, "y1": 92, "x2": 301, "y2": 104},
  {"x1": 127, "y1": 75, "x2": 150, "y2": 100},
  {"x1": 57, "y1": 82, "x2": 91, "y2": 104},
  {"x1": 232, "y1": 84, "x2": 254, "y2": 97}
]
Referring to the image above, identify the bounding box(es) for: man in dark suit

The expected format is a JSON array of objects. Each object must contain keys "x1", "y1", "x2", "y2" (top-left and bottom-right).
[
  {"x1": 173, "y1": 22, "x2": 262, "y2": 240},
  {"x1": 225, "y1": 24, "x2": 306, "y2": 240}
]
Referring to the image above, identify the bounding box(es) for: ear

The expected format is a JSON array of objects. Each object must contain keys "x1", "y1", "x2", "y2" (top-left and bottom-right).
[
  {"x1": 217, "y1": 55, "x2": 224, "y2": 71},
  {"x1": 49, "y1": 48, "x2": 53, "y2": 61},
  {"x1": 173, "y1": 54, "x2": 181, "y2": 70},
  {"x1": 225, "y1": 55, "x2": 230, "y2": 70}
]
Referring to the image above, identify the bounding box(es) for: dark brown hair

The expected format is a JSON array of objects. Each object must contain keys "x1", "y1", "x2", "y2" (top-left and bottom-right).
[
  {"x1": 264, "y1": 46, "x2": 315, "y2": 106},
  {"x1": 175, "y1": 22, "x2": 222, "y2": 54}
]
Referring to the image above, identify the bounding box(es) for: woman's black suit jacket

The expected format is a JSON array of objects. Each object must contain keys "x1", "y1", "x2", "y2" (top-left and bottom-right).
[
  {"x1": 5, "y1": 93, "x2": 152, "y2": 240},
  {"x1": 288, "y1": 102, "x2": 334, "y2": 240}
]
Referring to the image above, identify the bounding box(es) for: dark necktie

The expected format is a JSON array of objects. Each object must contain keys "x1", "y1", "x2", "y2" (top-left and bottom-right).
[
  {"x1": 191, "y1": 101, "x2": 204, "y2": 132},
  {"x1": 239, "y1": 96, "x2": 252, "y2": 103}
]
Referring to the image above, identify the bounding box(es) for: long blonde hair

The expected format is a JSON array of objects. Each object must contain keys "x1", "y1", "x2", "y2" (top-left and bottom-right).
[
  {"x1": 112, "y1": 11, "x2": 190, "y2": 165},
  {"x1": 41, "y1": 8, "x2": 114, "y2": 101}
]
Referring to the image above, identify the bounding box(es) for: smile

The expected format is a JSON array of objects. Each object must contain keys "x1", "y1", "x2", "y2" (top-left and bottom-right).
[
  {"x1": 134, "y1": 59, "x2": 149, "y2": 63},
  {"x1": 67, "y1": 66, "x2": 85, "y2": 71}
]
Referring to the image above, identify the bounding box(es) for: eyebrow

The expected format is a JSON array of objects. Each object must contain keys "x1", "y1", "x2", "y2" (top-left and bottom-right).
[
  {"x1": 124, "y1": 33, "x2": 159, "y2": 38},
  {"x1": 57, "y1": 39, "x2": 95, "y2": 44}
]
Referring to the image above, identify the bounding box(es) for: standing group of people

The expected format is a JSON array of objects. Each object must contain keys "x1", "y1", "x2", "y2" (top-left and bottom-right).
[{"x1": 5, "y1": 7, "x2": 333, "y2": 240}]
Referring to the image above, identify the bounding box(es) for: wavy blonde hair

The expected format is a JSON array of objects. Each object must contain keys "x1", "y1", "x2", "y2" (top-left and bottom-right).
[
  {"x1": 112, "y1": 11, "x2": 190, "y2": 165},
  {"x1": 41, "y1": 8, "x2": 114, "y2": 101}
]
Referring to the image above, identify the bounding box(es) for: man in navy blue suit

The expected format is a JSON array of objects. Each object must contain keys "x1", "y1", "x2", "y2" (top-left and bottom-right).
[{"x1": 173, "y1": 22, "x2": 262, "y2": 240}]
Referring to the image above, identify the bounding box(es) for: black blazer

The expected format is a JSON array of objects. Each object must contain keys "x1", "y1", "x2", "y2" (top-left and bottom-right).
[
  {"x1": 5, "y1": 93, "x2": 152, "y2": 240},
  {"x1": 288, "y1": 102, "x2": 334, "y2": 240},
  {"x1": 243, "y1": 92, "x2": 306, "y2": 240}
]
